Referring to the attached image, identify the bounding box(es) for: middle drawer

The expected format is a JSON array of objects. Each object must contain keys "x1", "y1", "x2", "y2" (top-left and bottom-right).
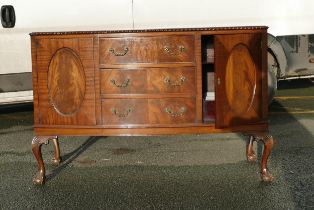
[{"x1": 100, "y1": 67, "x2": 195, "y2": 95}]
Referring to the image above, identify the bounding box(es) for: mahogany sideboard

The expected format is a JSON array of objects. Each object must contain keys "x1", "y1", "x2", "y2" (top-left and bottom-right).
[{"x1": 30, "y1": 26, "x2": 274, "y2": 185}]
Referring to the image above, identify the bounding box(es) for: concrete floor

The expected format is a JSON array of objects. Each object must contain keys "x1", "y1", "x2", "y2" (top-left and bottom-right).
[{"x1": 0, "y1": 79, "x2": 313, "y2": 210}]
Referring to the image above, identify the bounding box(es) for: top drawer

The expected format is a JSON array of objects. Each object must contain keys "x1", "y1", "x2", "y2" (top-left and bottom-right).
[
  {"x1": 100, "y1": 37, "x2": 157, "y2": 64},
  {"x1": 157, "y1": 36, "x2": 195, "y2": 63},
  {"x1": 99, "y1": 35, "x2": 195, "y2": 65}
]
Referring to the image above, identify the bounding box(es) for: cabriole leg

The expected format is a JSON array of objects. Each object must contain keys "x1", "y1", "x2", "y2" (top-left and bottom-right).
[
  {"x1": 258, "y1": 134, "x2": 274, "y2": 182},
  {"x1": 51, "y1": 137, "x2": 61, "y2": 166},
  {"x1": 246, "y1": 135, "x2": 257, "y2": 162},
  {"x1": 248, "y1": 133, "x2": 274, "y2": 182},
  {"x1": 32, "y1": 136, "x2": 58, "y2": 185}
]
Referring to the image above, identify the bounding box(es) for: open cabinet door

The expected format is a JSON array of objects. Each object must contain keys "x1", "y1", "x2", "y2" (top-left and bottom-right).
[{"x1": 214, "y1": 33, "x2": 266, "y2": 128}]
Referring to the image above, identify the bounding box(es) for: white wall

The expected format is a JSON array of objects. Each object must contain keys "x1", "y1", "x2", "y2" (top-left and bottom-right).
[{"x1": 1, "y1": 0, "x2": 314, "y2": 74}]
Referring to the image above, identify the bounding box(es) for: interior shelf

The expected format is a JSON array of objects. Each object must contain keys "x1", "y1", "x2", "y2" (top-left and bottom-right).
[{"x1": 201, "y1": 35, "x2": 215, "y2": 123}]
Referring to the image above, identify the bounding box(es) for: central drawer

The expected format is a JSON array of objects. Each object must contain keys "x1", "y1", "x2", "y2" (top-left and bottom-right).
[
  {"x1": 99, "y1": 35, "x2": 195, "y2": 65},
  {"x1": 100, "y1": 67, "x2": 195, "y2": 95},
  {"x1": 101, "y1": 98, "x2": 196, "y2": 125}
]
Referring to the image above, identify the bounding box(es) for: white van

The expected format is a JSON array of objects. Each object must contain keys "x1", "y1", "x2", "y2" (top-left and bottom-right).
[{"x1": 1, "y1": 0, "x2": 314, "y2": 104}]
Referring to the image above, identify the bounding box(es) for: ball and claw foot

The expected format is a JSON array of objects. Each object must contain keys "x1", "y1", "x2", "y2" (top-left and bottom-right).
[
  {"x1": 51, "y1": 157, "x2": 61, "y2": 166},
  {"x1": 247, "y1": 152, "x2": 257, "y2": 162},
  {"x1": 261, "y1": 169, "x2": 273, "y2": 182},
  {"x1": 33, "y1": 170, "x2": 45, "y2": 185}
]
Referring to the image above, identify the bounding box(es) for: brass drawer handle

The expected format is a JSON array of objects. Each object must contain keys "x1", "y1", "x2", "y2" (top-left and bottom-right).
[
  {"x1": 164, "y1": 76, "x2": 186, "y2": 86},
  {"x1": 111, "y1": 108, "x2": 133, "y2": 118},
  {"x1": 110, "y1": 78, "x2": 130, "y2": 88},
  {"x1": 108, "y1": 46, "x2": 129, "y2": 56},
  {"x1": 163, "y1": 45, "x2": 185, "y2": 56},
  {"x1": 164, "y1": 106, "x2": 187, "y2": 117}
]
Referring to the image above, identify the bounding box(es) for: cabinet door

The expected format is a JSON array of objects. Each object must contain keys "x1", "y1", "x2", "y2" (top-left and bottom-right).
[
  {"x1": 33, "y1": 37, "x2": 96, "y2": 126},
  {"x1": 214, "y1": 33, "x2": 265, "y2": 128}
]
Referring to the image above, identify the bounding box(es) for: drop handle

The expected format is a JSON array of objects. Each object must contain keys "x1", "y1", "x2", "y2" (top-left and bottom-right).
[
  {"x1": 164, "y1": 76, "x2": 186, "y2": 86},
  {"x1": 111, "y1": 108, "x2": 133, "y2": 118},
  {"x1": 110, "y1": 78, "x2": 130, "y2": 88},
  {"x1": 163, "y1": 45, "x2": 185, "y2": 56},
  {"x1": 164, "y1": 107, "x2": 187, "y2": 117},
  {"x1": 108, "y1": 46, "x2": 129, "y2": 56}
]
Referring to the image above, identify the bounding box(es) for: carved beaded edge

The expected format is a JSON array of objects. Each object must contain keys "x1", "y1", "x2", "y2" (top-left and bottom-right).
[{"x1": 30, "y1": 26, "x2": 268, "y2": 36}]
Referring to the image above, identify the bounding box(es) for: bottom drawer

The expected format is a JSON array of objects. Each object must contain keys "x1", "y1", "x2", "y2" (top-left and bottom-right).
[
  {"x1": 148, "y1": 98, "x2": 196, "y2": 124},
  {"x1": 102, "y1": 99, "x2": 148, "y2": 125},
  {"x1": 101, "y1": 98, "x2": 196, "y2": 125}
]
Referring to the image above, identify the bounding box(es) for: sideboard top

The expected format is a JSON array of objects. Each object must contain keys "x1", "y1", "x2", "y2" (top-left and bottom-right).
[{"x1": 30, "y1": 26, "x2": 268, "y2": 36}]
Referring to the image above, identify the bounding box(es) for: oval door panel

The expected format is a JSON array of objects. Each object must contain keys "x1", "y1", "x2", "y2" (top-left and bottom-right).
[
  {"x1": 225, "y1": 44, "x2": 256, "y2": 115},
  {"x1": 48, "y1": 48, "x2": 86, "y2": 116}
]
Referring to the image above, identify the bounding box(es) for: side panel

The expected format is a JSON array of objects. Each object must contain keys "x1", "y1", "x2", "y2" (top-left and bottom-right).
[
  {"x1": 33, "y1": 37, "x2": 96, "y2": 126},
  {"x1": 215, "y1": 33, "x2": 265, "y2": 128}
]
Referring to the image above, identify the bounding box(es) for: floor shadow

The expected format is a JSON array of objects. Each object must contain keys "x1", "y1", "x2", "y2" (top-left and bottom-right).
[{"x1": 46, "y1": 136, "x2": 103, "y2": 182}]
